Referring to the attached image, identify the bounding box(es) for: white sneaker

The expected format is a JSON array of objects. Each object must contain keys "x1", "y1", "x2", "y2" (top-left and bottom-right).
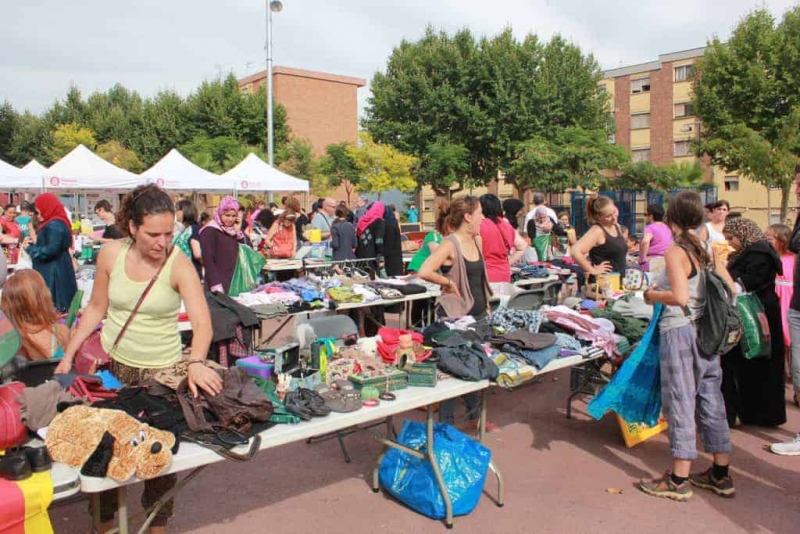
[{"x1": 770, "y1": 434, "x2": 800, "y2": 456}]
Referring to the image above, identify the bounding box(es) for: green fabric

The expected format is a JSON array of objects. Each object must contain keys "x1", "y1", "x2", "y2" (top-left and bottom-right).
[
  {"x1": 737, "y1": 292, "x2": 771, "y2": 359},
  {"x1": 532, "y1": 234, "x2": 552, "y2": 262},
  {"x1": 172, "y1": 227, "x2": 192, "y2": 258},
  {"x1": 589, "y1": 308, "x2": 649, "y2": 343},
  {"x1": 252, "y1": 377, "x2": 301, "y2": 424},
  {"x1": 327, "y1": 287, "x2": 363, "y2": 303},
  {"x1": 408, "y1": 231, "x2": 442, "y2": 272}
]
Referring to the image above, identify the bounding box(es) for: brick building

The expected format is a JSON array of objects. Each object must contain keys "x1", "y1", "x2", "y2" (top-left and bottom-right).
[
  {"x1": 602, "y1": 47, "x2": 793, "y2": 227},
  {"x1": 238, "y1": 66, "x2": 366, "y2": 206}
]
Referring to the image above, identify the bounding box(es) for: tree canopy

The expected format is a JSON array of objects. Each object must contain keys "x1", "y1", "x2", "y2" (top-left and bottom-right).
[
  {"x1": 346, "y1": 132, "x2": 418, "y2": 198},
  {"x1": 363, "y1": 27, "x2": 613, "y2": 197},
  {"x1": 693, "y1": 6, "x2": 800, "y2": 219}
]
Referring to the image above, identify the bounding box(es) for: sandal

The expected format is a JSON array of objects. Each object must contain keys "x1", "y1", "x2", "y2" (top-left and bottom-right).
[
  {"x1": 313, "y1": 383, "x2": 348, "y2": 413},
  {"x1": 300, "y1": 388, "x2": 331, "y2": 417}
]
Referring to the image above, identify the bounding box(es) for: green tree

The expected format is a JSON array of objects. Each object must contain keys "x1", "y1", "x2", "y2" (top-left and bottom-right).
[
  {"x1": 48, "y1": 122, "x2": 97, "y2": 161},
  {"x1": 364, "y1": 27, "x2": 612, "y2": 195},
  {"x1": 96, "y1": 140, "x2": 144, "y2": 172},
  {"x1": 347, "y1": 132, "x2": 417, "y2": 198},
  {"x1": 277, "y1": 137, "x2": 323, "y2": 192},
  {"x1": 317, "y1": 142, "x2": 360, "y2": 203},
  {"x1": 693, "y1": 7, "x2": 800, "y2": 220},
  {"x1": 180, "y1": 136, "x2": 249, "y2": 173},
  {"x1": 0, "y1": 101, "x2": 18, "y2": 162},
  {"x1": 508, "y1": 127, "x2": 628, "y2": 193},
  {"x1": 8, "y1": 112, "x2": 52, "y2": 165}
]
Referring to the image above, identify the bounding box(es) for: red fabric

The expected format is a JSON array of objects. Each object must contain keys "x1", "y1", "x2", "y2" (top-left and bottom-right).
[
  {"x1": 0, "y1": 219, "x2": 20, "y2": 239},
  {"x1": 356, "y1": 201, "x2": 384, "y2": 238},
  {"x1": 34, "y1": 194, "x2": 71, "y2": 231},
  {"x1": 0, "y1": 382, "x2": 26, "y2": 450},
  {"x1": 480, "y1": 217, "x2": 516, "y2": 283},
  {"x1": 0, "y1": 479, "x2": 25, "y2": 534},
  {"x1": 377, "y1": 327, "x2": 427, "y2": 364}
]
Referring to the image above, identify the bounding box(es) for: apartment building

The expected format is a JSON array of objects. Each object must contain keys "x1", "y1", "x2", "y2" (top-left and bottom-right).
[{"x1": 602, "y1": 47, "x2": 793, "y2": 227}]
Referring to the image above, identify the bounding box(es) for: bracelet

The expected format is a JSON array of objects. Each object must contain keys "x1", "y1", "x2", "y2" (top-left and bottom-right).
[{"x1": 187, "y1": 359, "x2": 205, "y2": 367}]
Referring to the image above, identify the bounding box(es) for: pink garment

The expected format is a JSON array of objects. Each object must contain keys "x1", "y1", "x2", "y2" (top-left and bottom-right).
[
  {"x1": 200, "y1": 196, "x2": 244, "y2": 240},
  {"x1": 480, "y1": 217, "x2": 516, "y2": 283},
  {"x1": 356, "y1": 201, "x2": 385, "y2": 238},
  {"x1": 642, "y1": 222, "x2": 672, "y2": 270},
  {"x1": 776, "y1": 253, "x2": 795, "y2": 346},
  {"x1": 543, "y1": 306, "x2": 618, "y2": 356}
]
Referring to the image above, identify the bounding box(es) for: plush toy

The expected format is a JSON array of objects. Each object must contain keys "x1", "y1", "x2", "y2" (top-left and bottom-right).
[{"x1": 45, "y1": 405, "x2": 175, "y2": 482}]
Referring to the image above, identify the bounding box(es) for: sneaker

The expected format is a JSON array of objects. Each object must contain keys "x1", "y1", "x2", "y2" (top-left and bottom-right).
[
  {"x1": 689, "y1": 467, "x2": 735, "y2": 497},
  {"x1": 770, "y1": 434, "x2": 800, "y2": 456},
  {"x1": 639, "y1": 471, "x2": 693, "y2": 501}
]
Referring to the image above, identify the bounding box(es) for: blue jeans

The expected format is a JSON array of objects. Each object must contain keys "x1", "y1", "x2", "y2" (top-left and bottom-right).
[{"x1": 788, "y1": 308, "x2": 800, "y2": 395}]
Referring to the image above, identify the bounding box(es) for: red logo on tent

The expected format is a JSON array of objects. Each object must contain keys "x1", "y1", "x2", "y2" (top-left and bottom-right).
[
  {"x1": 49, "y1": 177, "x2": 60, "y2": 186},
  {"x1": 241, "y1": 181, "x2": 249, "y2": 189},
  {"x1": 156, "y1": 178, "x2": 165, "y2": 187}
]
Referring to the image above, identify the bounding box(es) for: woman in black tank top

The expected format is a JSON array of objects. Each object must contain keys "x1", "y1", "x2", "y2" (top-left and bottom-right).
[{"x1": 571, "y1": 196, "x2": 628, "y2": 282}]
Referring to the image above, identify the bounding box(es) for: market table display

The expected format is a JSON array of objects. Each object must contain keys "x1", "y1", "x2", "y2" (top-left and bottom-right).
[{"x1": 46, "y1": 378, "x2": 502, "y2": 533}]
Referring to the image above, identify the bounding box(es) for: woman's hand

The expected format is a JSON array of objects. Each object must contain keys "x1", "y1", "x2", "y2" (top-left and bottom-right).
[
  {"x1": 442, "y1": 279, "x2": 461, "y2": 297},
  {"x1": 591, "y1": 261, "x2": 612, "y2": 276},
  {"x1": 643, "y1": 283, "x2": 657, "y2": 305},
  {"x1": 187, "y1": 363, "x2": 223, "y2": 397},
  {"x1": 54, "y1": 356, "x2": 74, "y2": 375}
]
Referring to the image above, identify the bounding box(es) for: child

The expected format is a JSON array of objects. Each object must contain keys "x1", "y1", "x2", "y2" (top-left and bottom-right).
[
  {"x1": 766, "y1": 223, "x2": 795, "y2": 399},
  {"x1": 1, "y1": 269, "x2": 71, "y2": 360}
]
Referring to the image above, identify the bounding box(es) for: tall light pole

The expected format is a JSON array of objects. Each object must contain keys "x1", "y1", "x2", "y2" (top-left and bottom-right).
[{"x1": 266, "y1": 0, "x2": 283, "y2": 201}]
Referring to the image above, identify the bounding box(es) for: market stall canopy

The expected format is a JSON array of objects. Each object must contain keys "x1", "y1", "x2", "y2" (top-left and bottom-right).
[
  {"x1": 22, "y1": 159, "x2": 48, "y2": 176},
  {"x1": 140, "y1": 149, "x2": 233, "y2": 192},
  {"x1": 44, "y1": 144, "x2": 141, "y2": 190},
  {"x1": 0, "y1": 158, "x2": 42, "y2": 190},
  {"x1": 223, "y1": 153, "x2": 309, "y2": 193}
]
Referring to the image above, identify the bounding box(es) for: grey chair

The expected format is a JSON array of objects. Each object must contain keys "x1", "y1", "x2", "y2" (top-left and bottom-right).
[{"x1": 506, "y1": 280, "x2": 562, "y2": 311}]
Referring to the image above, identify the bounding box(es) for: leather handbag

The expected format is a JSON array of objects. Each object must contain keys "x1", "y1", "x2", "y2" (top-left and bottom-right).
[
  {"x1": 75, "y1": 248, "x2": 174, "y2": 374},
  {"x1": 0, "y1": 381, "x2": 26, "y2": 449}
]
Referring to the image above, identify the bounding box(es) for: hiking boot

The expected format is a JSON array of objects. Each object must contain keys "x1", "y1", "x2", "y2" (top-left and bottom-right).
[
  {"x1": 689, "y1": 467, "x2": 735, "y2": 497},
  {"x1": 770, "y1": 434, "x2": 800, "y2": 456},
  {"x1": 639, "y1": 471, "x2": 693, "y2": 501}
]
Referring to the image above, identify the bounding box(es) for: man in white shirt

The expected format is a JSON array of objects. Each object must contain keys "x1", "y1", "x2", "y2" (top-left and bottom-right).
[{"x1": 523, "y1": 192, "x2": 558, "y2": 234}]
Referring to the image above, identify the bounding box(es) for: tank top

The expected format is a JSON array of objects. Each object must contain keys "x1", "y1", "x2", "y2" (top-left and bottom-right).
[
  {"x1": 465, "y1": 257, "x2": 488, "y2": 317},
  {"x1": 102, "y1": 241, "x2": 182, "y2": 368},
  {"x1": 654, "y1": 248, "x2": 706, "y2": 332},
  {"x1": 588, "y1": 224, "x2": 627, "y2": 277},
  {"x1": 705, "y1": 222, "x2": 726, "y2": 244}
]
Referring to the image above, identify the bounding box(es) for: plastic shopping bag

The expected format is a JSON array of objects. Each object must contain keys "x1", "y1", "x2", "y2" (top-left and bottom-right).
[
  {"x1": 532, "y1": 234, "x2": 553, "y2": 262},
  {"x1": 737, "y1": 292, "x2": 771, "y2": 359},
  {"x1": 228, "y1": 244, "x2": 266, "y2": 298},
  {"x1": 378, "y1": 420, "x2": 491, "y2": 519}
]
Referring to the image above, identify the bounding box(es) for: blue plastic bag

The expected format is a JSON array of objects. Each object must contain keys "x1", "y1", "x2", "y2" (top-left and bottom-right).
[{"x1": 378, "y1": 420, "x2": 491, "y2": 519}]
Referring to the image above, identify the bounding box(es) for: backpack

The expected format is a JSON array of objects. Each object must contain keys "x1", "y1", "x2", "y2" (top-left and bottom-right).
[{"x1": 691, "y1": 264, "x2": 743, "y2": 356}]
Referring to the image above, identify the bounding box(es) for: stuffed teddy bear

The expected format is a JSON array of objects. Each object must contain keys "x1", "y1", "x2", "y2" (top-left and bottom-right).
[{"x1": 45, "y1": 405, "x2": 175, "y2": 482}]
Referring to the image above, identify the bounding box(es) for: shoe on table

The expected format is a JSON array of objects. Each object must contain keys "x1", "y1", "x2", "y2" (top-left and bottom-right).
[
  {"x1": 689, "y1": 467, "x2": 735, "y2": 497},
  {"x1": 770, "y1": 434, "x2": 800, "y2": 456},
  {"x1": 639, "y1": 471, "x2": 693, "y2": 501}
]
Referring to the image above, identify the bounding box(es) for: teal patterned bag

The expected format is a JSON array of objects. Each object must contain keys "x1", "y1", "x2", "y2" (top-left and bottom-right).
[{"x1": 172, "y1": 227, "x2": 192, "y2": 258}]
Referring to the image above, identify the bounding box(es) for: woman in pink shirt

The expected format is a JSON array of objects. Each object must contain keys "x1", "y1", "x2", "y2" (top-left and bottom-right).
[
  {"x1": 479, "y1": 194, "x2": 526, "y2": 283},
  {"x1": 639, "y1": 204, "x2": 672, "y2": 273}
]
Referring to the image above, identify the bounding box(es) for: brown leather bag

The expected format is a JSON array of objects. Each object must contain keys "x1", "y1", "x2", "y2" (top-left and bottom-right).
[{"x1": 177, "y1": 367, "x2": 273, "y2": 435}]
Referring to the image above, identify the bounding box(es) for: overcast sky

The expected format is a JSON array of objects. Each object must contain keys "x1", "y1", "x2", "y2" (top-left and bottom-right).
[{"x1": 1, "y1": 0, "x2": 797, "y2": 116}]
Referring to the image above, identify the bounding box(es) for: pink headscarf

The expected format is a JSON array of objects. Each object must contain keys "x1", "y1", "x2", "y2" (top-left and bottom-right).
[
  {"x1": 200, "y1": 196, "x2": 244, "y2": 240},
  {"x1": 357, "y1": 201, "x2": 385, "y2": 238}
]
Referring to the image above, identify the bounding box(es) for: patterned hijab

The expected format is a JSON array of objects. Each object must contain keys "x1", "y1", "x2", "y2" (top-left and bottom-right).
[
  {"x1": 200, "y1": 196, "x2": 244, "y2": 240},
  {"x1": 724, "y1": 217, "x2": 767, "y2": 262}
]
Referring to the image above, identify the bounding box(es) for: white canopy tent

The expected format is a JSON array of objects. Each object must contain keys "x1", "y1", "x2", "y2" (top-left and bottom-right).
[
  {"x1": 44, "y1": 144, "x2": 141, "y2": 190},
  {"x1": 223, "y1": 153, "x2": 309, "y2": 193},
  {"x1": 0, "y1": 158, "x2": 42, "y2": 190},
  {"x1": 22, "y1": 159, "x2": 48, "y2": 176},
  {"x1": 140, "y1": 149, "x2": 233, "y2": 192}
]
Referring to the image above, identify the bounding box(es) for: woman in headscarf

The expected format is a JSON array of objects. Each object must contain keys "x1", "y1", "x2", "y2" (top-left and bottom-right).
[
  {"x1": 382, "y1": 204, "x2": 404, "y2": 277},
  {"x1": 23, "y1": 193, "x2": 77, "y2": 312},
  {"x1": 721, "y1": 217, "x2": 786, "y2": 427},
  {"x1": 199, "y1": 196, "x2": 251, "y2": 293},
  {"x1": 356, "y1": 201, "x2": 386, "y2": 273}
]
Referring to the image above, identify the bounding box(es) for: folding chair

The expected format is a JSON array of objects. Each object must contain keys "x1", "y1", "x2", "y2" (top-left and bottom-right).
[{"x1": 506, "y1": 280, "x2": 562, "y2": 311}]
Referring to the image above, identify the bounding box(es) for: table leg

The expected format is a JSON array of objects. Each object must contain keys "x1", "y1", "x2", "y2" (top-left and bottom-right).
[
  {"x1": 91, "y1": 494, "x2": 101, "y2": 533},
  {"x1": 258, "y1": 316, "x2": 293, "y2": 348},
  {"x1": 117, "y1": 486, "x2": 128, "y2": 534},
  {"x1": 426, "y1": 404, "x2": 453, "y2": 528},
  {"x1": 480, "y1": 390, "x2": 505, "y2": 507}
]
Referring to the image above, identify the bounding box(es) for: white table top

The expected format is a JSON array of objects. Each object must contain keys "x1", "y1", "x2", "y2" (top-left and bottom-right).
[{"x1": 62, "y1": 378, "x2": 487, "y2": 493}]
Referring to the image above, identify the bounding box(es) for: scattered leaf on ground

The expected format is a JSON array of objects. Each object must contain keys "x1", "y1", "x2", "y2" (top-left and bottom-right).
[{"x1": 606, "y1": 488, "x2": 624, "y2": 494}]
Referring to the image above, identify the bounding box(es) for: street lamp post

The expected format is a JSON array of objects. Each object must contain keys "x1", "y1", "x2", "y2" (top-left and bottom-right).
[{"x1": 266, "y1": 0, "x2": 283, "y2": 202}]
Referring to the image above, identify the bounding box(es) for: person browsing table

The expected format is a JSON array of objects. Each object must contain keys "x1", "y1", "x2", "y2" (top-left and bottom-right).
[
  {"x1": 570, "y1": 195, "x2": 627, "y2": 292},
  {"x1": 199, "y1": 196, "x2": 252, "y2": 294},
  {"x1": 55, "y1": 184, "x2": 222, "y2": 533}
]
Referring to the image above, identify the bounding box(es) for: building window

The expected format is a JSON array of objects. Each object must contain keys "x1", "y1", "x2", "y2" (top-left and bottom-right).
[
  {"x1": 630, "y1": 113, "x2": 650, "y2": 129},
  {"x1": 632, "y1": 148, "x2": 651, "y2": 162},
  {"x1": 241, "y1": 84, "x2": 252, "y2": 95},
  {"x1": 674, "y1": 102, "x2": 694, "y2": 118},
  {"x1": 674, "y1": 65, "x2": 695, "y2": 82},
  {"x1": 674, "y1": 140, "x2": 693, "y2": 157},
  {"x1": 724, "y1": 176, "x2": 739, "y2": 192},
  {"x1": 631, "y1": 77, "x2": 651, "y2": 94}
]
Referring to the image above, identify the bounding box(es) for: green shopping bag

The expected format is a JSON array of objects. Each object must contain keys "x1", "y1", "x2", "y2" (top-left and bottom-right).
[
  {"x1": 172, "y1": 227, "x2": 192, "y2": 258},
  {"x1": 737, "y1": 292, "x2": 771, "y2": 360},
  {"x1": 228, "y1": 244, "x2": 266, "y2": 297},
  {"x1": 532, "y1": 234, "x2": 553, "y2": 262}
]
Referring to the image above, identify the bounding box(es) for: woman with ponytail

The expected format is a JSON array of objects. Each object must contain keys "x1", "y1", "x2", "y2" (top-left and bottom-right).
[
  {"x1": 639, "y1": 191, "x2": 735, "y2": 501},
  {"x1": 570, "y1": 195, "x2": 627, "y2": 296}
]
